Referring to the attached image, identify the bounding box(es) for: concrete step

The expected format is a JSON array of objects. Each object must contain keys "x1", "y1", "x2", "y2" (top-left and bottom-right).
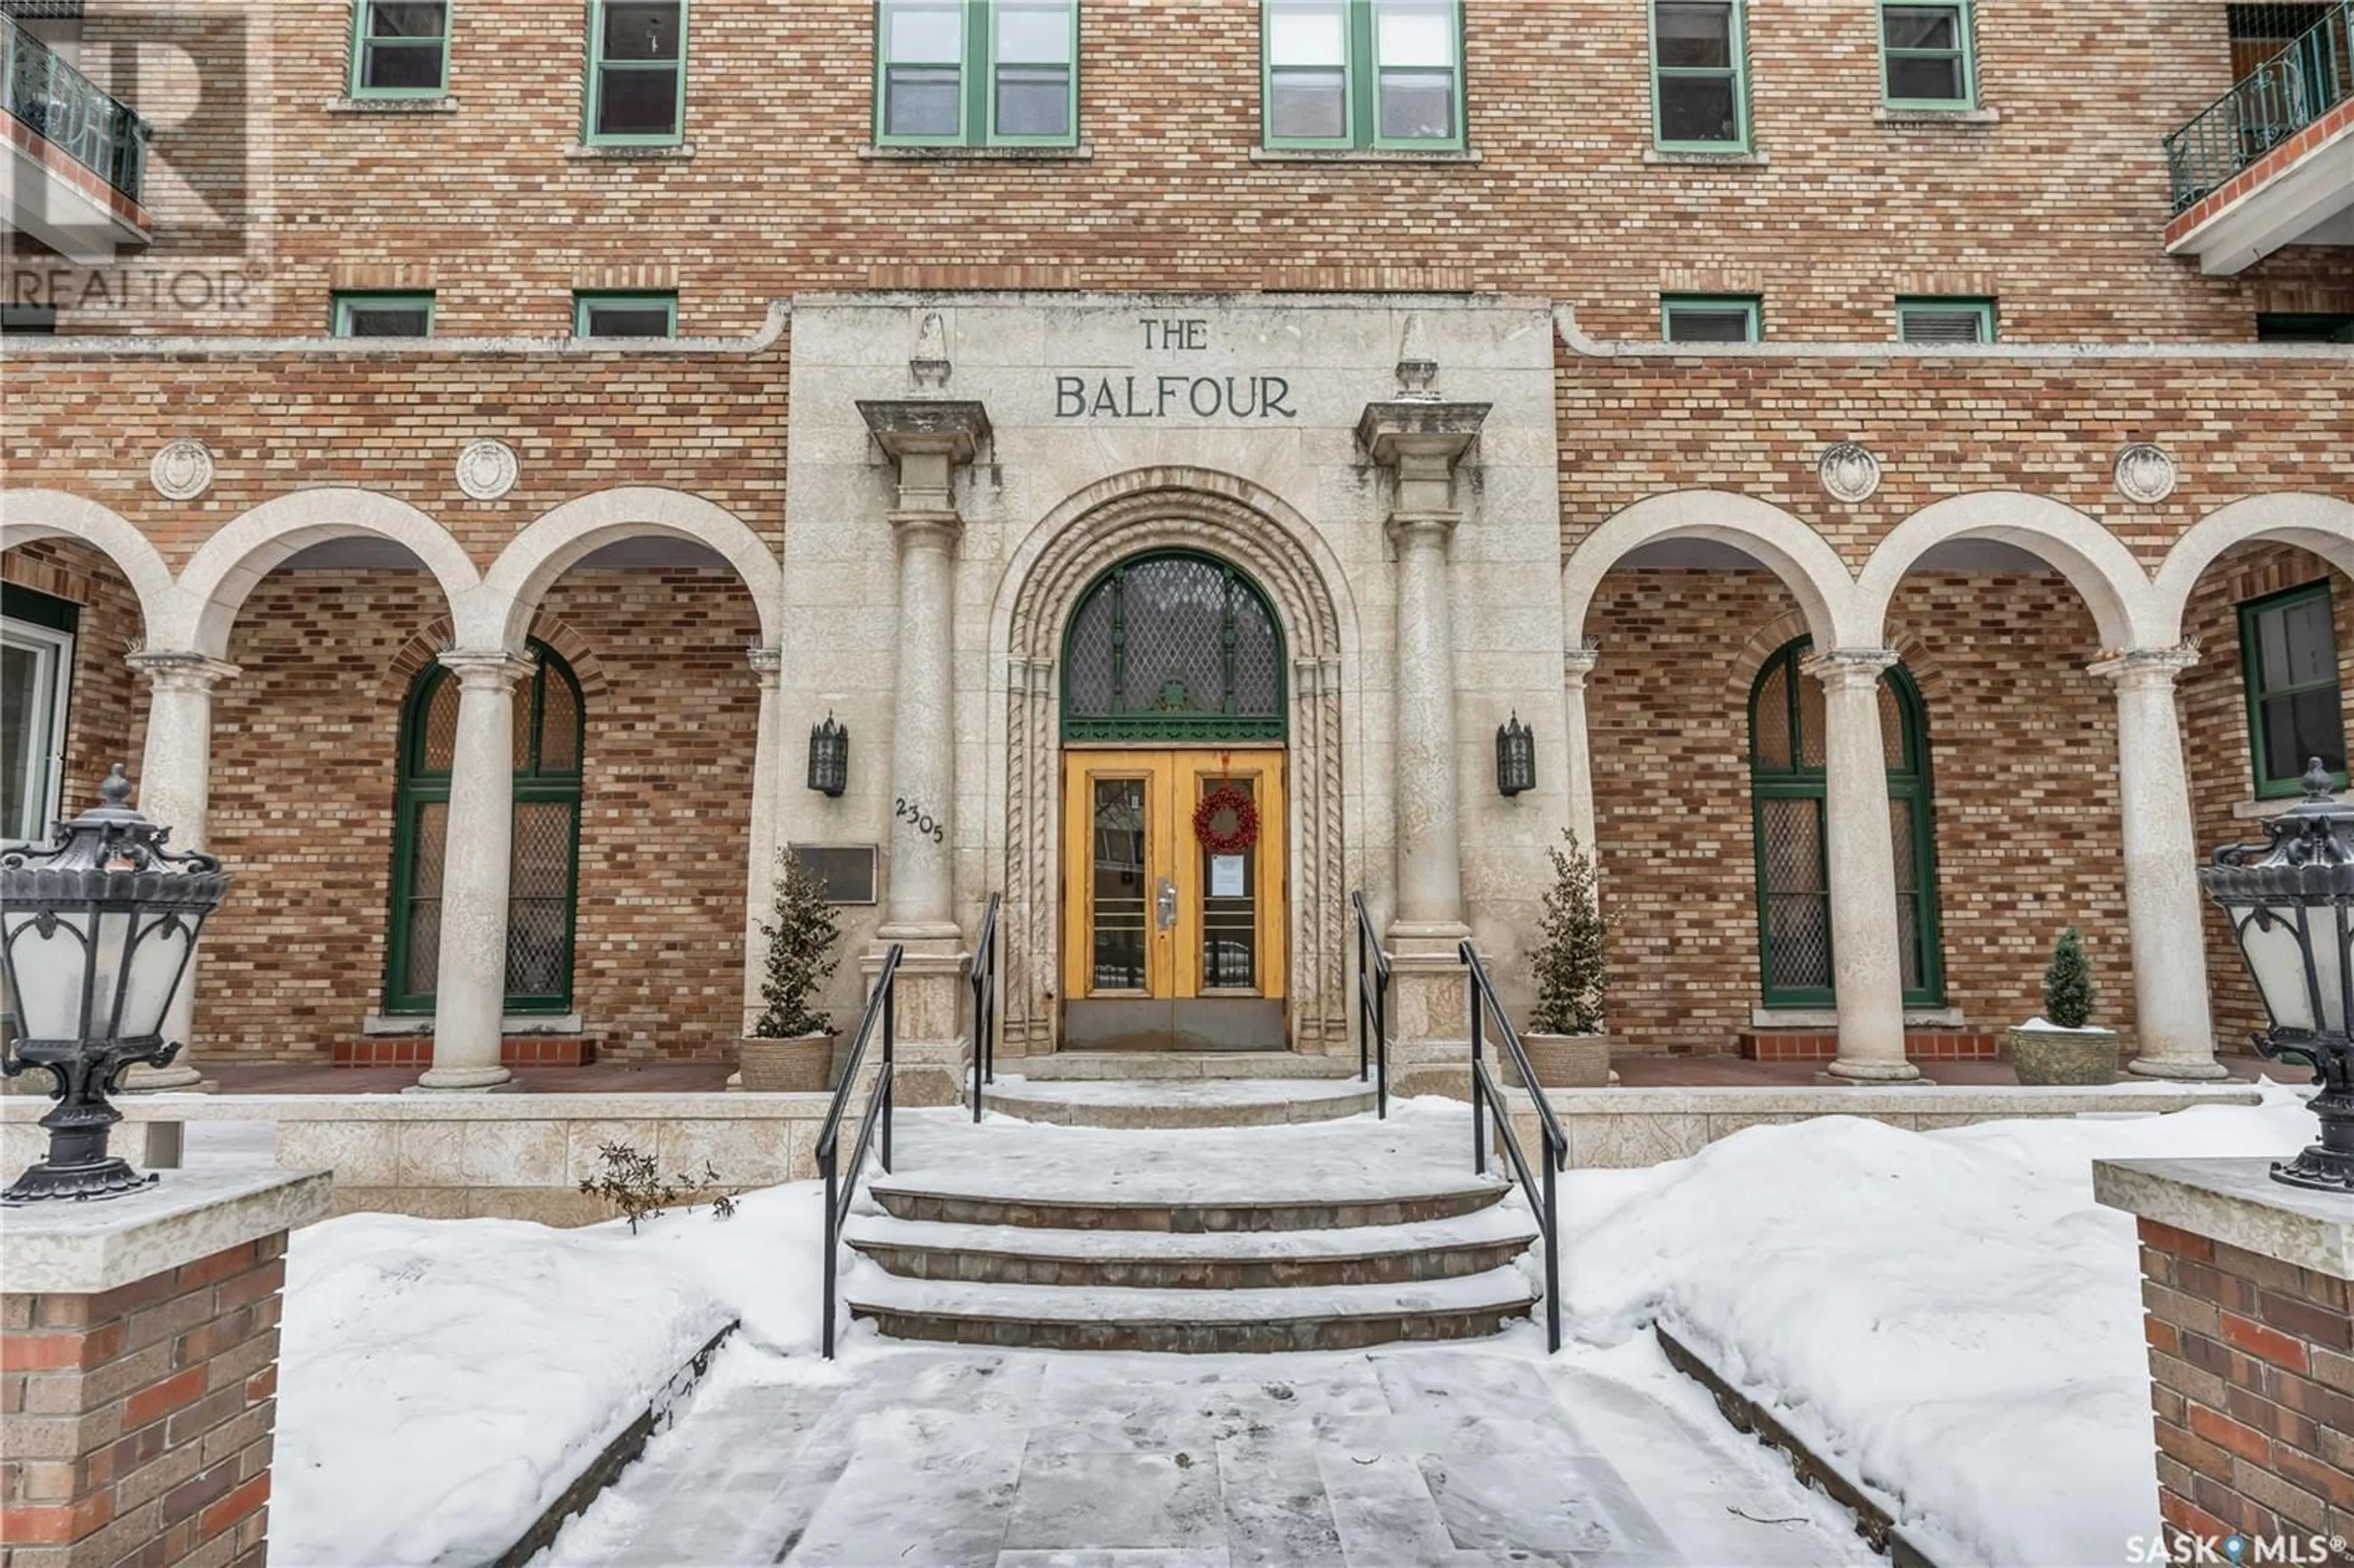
[
  {"x1": 1010, "y1": 1051, "x2": 1362, "y2": 1081},
  {"x1": 841, "y1": 1204, "x2": 1541, "y2": 1290},
  {"x1": 842, "y1": 1263, "x2": 1538, "y2": 1352},
  {"x1": 981, "y1": 1076, "x2": 1376, "y2": 1128},
  {"x1": 866, "y1": 1169, "x2": 1509, "y2": 1233}
]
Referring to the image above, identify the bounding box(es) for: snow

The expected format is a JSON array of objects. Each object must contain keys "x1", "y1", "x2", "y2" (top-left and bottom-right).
[
  {"x1": 843, "y1": 1201, "x2": 1538, "y2": 1262},
  {"x1": 844, "y1": 1258, "x2": 1535, "y2": 1325},
  {"x1": 272, "y1": 1182, "x2": 825, "y2": 1568},
  {"x1": 2014, "y1": 1015, "x2": 2117, "y2": 1034},
  {"x1": 986, "y1": 1073, "x2": 1371, "y2": 1104},
  {"x1": 1556, "y1": 1080, "x2": 2320, "y2": 1568}
]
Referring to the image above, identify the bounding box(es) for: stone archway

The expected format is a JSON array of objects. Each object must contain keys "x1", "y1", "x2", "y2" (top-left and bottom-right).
[{"x1": 997, "y1": 471, "x2": 1349, "y2": 1057}]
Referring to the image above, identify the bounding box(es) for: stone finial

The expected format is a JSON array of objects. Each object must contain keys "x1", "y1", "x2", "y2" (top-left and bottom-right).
[
  {"x1": 910, "y1": 309, "x2": 951, "y2": 391},
  {"x1": 1395, "y1": 313, "x2": 1438, "y2": 400}
]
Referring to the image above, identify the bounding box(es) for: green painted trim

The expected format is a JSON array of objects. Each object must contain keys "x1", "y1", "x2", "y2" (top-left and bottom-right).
[
  {"x1": 1059, "y1": 549, "x2": 1290, "y2": 743},
  {"x1": 1661, "y1": 292, "x2": 1761, "y2": 342},
  {"x1": 1261, "y1": 0, "x2": 1464, "y2": 151},
  {"x1": 0, "y1": 582, "x2": 78, "y2": 635},
  {"x1": 572, "y1": 291, "x2": 679, "y2": 337},
  {"x1": 584, "y1": 0, "x2": 687, "y2": 146},
  {"x1": 876, "y1": 0, "x2": 1079, "y2": 148},
  {"x1": 331, "y1": 291, "x2": 436, "y2": 337},
  {"x1": 2237, "y1": 579, "x2": 2350, "y2": 798},
  {"x1": 348, "y1": 0, "x2": 452, "y2": 98},
  {"x1": 1650, "y1": 0, "x2": 1750, "y2": 151},
  {"x1": 1894, "y1": 294, "x2": 1995, "y2": 344},
  {"x1": 874, "y1": 0, "x2": 972, "y2": 145},
  {"x1": 983, "y1": 0, "x2": 1080, "y2": 146},
  {"x1": 1878, "y1": 0, "x2": 1977, "y2": 109}
]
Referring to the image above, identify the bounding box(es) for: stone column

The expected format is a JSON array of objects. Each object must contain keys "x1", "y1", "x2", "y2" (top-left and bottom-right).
[
  {"x1": 120, "y1": 652, "x2": 238, "y2": 1094},
  {"x1": 1802, "y1": 648, "x2": 1919, "y2": 1084},
  {"x1": 2089, "y1": 647, "x2": 2228, "y2": 1080},
  {"x1": 413, "y1": 649, "x2": 534, "y2": 1093},
  {"x1": 742, "y1": 646, "x2": 784, "y2": 1034},
  {"x1": 1561, "y1": 645, "x2": 1600, "y2": 856}
]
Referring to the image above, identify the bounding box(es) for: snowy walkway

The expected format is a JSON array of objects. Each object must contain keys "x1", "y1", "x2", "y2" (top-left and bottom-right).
[{"x1": 537, "y1": 1334, "x2": 1869, "y2": 1568}]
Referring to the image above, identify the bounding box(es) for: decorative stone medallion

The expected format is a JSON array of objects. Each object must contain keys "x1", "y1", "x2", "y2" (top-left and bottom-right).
[
  {"x1": 1818, "y1": 441, "x2": 1881, "y2": 504},
  {"x1": 148, "y1": 439, "x2": 213, "y2": 501},
  {"x1": 2114, "y1": 443, "x2": 2178, "y2": 505},
  {"x1": 455, "y1": 438, "x2": 519, "y2": 501}
]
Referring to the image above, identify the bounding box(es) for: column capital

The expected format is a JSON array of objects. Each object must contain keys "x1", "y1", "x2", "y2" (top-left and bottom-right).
[
  {"x1": 1383, "y1": 510, "x2": 1460, "y2": 549},
  {"x1": 1800, "y1": 647, "x2": 1899, "y2": 691},
  {"x1": 436, "y1": 647, "x2": 537, "y2": 692},
  {"x1": 859, "y1": 398, "x2": 991, "y2": 514},
  {"x1": 124, "y1": 650, "x2": 240, "y2": 692},
  {"x1": 2087, "y1": 644, "x2": 2201, "y2": 690},
  {"x1": 886, "y1": 508, "x2": 964, "y2": 552},
  {"x1": 745, "y1": 645, "x2": 783, "y2": 685},
  {"x1": 1355, "y1": 400, "x2": 1490, "y2": 471},
  {"x1": 1562, "y1": 645, "x2": 1601, "y2": 685}
]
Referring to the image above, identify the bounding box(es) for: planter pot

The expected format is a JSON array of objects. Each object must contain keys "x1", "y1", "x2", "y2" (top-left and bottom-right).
[
  {"x1": 1510, "y1": 1032, "x2": 1617, "y2": 1089},
  {"x1": 2006, "y1": 1024, "x2": 2119, "y2": 1086},
  {"x1": 738, "y1": 1033, "x2": 837, "y2": 1092}
]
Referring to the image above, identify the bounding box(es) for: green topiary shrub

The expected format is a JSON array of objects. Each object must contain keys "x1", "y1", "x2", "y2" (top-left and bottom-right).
[
  {"x1": 2042, "y1": 926, "x2": 2097, "y2": 1029},
  {"x1": 750, "y1": 851, "x2": 840, "y2": 1039},
  {"x1": 1530, "y1": 828, "x2": 1612, "y2": 1036}
]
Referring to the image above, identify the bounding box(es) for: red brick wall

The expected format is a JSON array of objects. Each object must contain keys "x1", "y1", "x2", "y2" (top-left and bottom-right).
[
  {"x1": 0, "y1": 1234, "x2": 288, "y2": 1568},
  {"x1": 2135, "y1": 1217, "x2": 2354, "y2": 1555},
  {"x1": 26, "y1": 0, "x2": 2347, "y2": 338},
  {"x1": 1586, "y1": 567, "x2": 2125, "y2": 1055},
  {"x1": 192, "y1": 567, "x2": 761, "y2": 1065},
  {"x1": 1, "y1": 540, "x2": 148, "y2": 818}
]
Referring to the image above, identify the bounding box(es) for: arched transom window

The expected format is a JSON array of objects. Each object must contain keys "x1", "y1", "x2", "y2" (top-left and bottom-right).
[
  {"x1": 1061, "y1": 551, "x2": 1286, "y2": 742},
  {"x1": 384, "y1": 640, "x2": 584, "y2": 1014}
]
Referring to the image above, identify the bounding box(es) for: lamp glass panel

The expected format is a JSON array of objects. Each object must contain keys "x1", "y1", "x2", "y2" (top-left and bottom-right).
[
  {"x1": 120, "y1": 911, "x2": 192, "y2": 1038},
  {"x1": 2, "y1": 907, "x2": 90, "y2": 1040},
  {"x1": 2240, "y1": 904, "x2": 2318, "y2": 1030},
  {"x1": 82, "y1": 907, "x2": 134, "y2": 1041}
]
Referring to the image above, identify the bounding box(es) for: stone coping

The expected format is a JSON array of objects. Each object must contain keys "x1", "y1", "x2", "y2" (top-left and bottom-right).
[
  {"x1": 0, "y1": 1168, "x2": 332, "y2": 1294},
  {"x1": 1532, "y1": 1083, "x2": 2261, "y2": 1115},
  {"x1": 2092, "y1": 1157, "x2": 2354, "y2": 1280},
  {"x1": 2, "y1": 1093, "x2": 834, "y2": 1123}
]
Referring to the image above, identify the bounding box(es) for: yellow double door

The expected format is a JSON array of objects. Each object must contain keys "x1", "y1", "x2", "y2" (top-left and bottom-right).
[{"x1": 1061, "y1": 748, "x2": 1286, "y2": 1042}]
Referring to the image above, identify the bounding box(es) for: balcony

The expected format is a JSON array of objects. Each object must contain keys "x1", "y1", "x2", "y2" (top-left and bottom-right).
[
  {"x1": 1, "y1": 12, "x2": 151, "y2": 262},
  {"x1": 2163, "y1": 2, "x2": 2354, "y2": 274}
]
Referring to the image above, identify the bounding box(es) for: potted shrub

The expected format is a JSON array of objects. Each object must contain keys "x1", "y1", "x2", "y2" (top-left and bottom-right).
[
  {"x1": 739, "y1": 853, "x2": 842, "y2": 1092},
  {"x1": 1517, "y1": 828, "x2": 1617, "y2": 1089},
  {"x1": 2007, "y1": 927, "x2": 2120, "y2": 1085}
]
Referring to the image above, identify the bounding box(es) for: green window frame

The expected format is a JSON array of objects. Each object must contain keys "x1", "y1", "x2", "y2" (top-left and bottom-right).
[
  {"x1": 1661, "y1": 293, "x2": 1761, "y2": 343},
  {"x1": 1060, "y1": 550, "x2": 1289, "y2": 742},
  {"x1": 2256, "y1": 313, "x2": 2354, "y2": 343},
  {"x1": 2237, "y1": 581, "x2": 2349, "y2": 798},
  {"x1": 1260, "y1": 0, "x2": 1466, "y2": 151},
  {"x1": 1748, "y1": 637, "x2": 1945, "y2": 1009},
  {"x1": 1879, "y1": 1, "x2": 1976, "y2": 108},
  {"x1": 573, "y1": 291, "x2": 677, "y2": 338},
  {"x1": 875, "y1": 0, "x2": 1080, "y2": 148},
  {"x1": 331, "y1": 291, "x2": 435, "y2": 338},
  {"x1": 1651, "y1": 0, "x2": 1748, "y2": 150},
  {"x1": 584, "y1": 0, "x2": 686, "y2": 145},
  {"x1": 349, "y1": 0, "x2": 451, "y2": 97},
  {"x1": 1895, "y1": 295, "x2": 1995, "y2": 344},
  {"x1": 384, "y1": 642, "x2": 586, "y2": 1016}
]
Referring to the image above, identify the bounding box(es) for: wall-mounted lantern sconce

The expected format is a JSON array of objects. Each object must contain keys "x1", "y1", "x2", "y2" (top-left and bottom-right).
[
  {"x1": 807, "y1": 713, "x2": 848, "y2": 797},
  {"x1": 1496, "y1": 712, "x2": 1536, "y2": 797}
]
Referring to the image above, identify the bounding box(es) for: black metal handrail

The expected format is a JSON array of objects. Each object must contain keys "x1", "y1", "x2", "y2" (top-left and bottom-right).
[
  {"x1": 2164, "y1": 1, "x2": 2352, "y2": 212},
  {"x1": 816, "y1": 942, "x2": 901, "y2": 1359},
  {"x1": 1, "y1": 14, "x2": 151, "y2": 207},
  {"x1": 1460, "y1": 939, "x2": 1567, "y2": 1352},
  {"x1": 968, "y1": 892, "x2": 1001, "y2": 1124},
  {"x1": 1350, "y1": 891, "x2": 1390, "y2": 1119}
]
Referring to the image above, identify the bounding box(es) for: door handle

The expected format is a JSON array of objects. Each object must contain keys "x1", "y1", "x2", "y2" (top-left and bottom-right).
[{"x1": 1154, "y1": 876, "x2": 1178, "y2": 932}]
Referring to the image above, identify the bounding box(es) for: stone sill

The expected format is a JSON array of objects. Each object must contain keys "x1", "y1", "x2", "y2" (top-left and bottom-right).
[
  {"x1": 2094, "y1": 1156, "x2": 2353, "y2": 1278},
  {"x1": 323, "y1": 95, "x2": 459, "y2": 113},
  {"x1": 1873, "y1": 105, "x2": 2000, "y2": 127},
  {"x1": 565, "y1": 142, "x2": 695, "y2": 161},
  {"x1": 0, "y1": 1168, "x2": 332, "y2": 1293},
  {"x1": 0, "y1": 1093, "x2": 833, "y2": 1123},
  {"x1": 1248, "y1": 147, "x2": 1482, "y2": 164},
  {"x1": 1750, "y1": 1007, "x2": 1968, "y2": 1028},
  {"x1": 860, "y1": 142, "x2": 1095, "y2": 161},
  {"x1": 1642, "y1": 147, "x2": 1768, "y2": 167},
  {"x1": 2233, "y1": 789, "x2": 2348, "y2": 819},
  {"x1": 362, "y1": 1011, "x2": 585, "y2": 1036}
]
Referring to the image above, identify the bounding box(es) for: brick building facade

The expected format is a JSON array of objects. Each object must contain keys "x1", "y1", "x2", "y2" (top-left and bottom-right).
[{"x1": 2, "y1": 0, "x2": 2348, "y2": 1086}]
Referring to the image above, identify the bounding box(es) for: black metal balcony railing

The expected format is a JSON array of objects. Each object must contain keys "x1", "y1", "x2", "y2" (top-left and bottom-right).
[
  {"x1": 2165, "y1": 1, "x2": 2353, "y2": 213},
  {"x1": 2, "y1": 13, "x2": 150, "y2": 207}
]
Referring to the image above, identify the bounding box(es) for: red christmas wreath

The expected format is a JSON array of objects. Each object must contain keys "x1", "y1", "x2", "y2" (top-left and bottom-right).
[{"x1": 1192, "y1": 785, "x2": 1260, "y2": 855}]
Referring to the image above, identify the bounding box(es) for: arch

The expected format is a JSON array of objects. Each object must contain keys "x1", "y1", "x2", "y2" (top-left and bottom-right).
[
  {"x1": 1060, "y1": 549, "x2": 1289, "y2": 742},
  {"x1": 0, "y1": 489, "x2": 179, "y2": 639},
  {"x1": 2150, "y1": 493, "x2": 2354, "y2": 646},
  {"x1": 992, "y1": 466, "x2": 1355, "y2": 1059},
  {"x1": 1854, "y1": 492, "x2": 2155, "y2": 652},
  {"x1": 1563, "y1": 491, "x2": 1858, "y2": 651},
  {"x1": 170, "y1": 489, "x2": 484, "y2": 660},
  {"x1": 475, "y1": 487, "x2": 783, "y2": 652}
]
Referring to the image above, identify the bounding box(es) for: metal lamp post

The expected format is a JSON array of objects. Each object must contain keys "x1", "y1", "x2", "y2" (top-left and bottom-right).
[
  {"x1": 2196, "y1": 757, "x2": 2353, "y2": 1192},
  {"x1": 0, "y1": 765, "x2": 229, "y2": 1203}
]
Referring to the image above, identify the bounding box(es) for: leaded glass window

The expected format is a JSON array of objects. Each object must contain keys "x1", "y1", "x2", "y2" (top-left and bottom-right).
[{"x1": 1061, "y1": 553, "x2": 1286, "y2": 742}]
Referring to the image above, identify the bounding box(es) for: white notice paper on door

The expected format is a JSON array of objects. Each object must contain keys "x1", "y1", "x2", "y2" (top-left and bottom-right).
[{"x1": 1209, "y1": 855, "x2": 1246, "y2": 897}]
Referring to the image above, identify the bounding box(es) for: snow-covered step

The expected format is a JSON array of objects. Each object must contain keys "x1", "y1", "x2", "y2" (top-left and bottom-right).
[
  {"x1": 867, "y1": 1169, "x2": 1507, "y2": 1233},
  {"x1": 843, "y1": 1263, "x2": 1538, "y2": 1352},
  {"x1": 981, "y1": 1075, "x2": 1377, "y2": 1128},
  {"x1": 1013, "y1": 1051, "x2": 1362, "y2": 1081},
  {"x1": 842, "y1": 1203, "x2": 1541, "y2": 1290}
]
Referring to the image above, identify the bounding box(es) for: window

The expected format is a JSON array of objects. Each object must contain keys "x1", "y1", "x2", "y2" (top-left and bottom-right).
[
  {"x1": 573, "y1": 291, "x2": 676, "y2": 338},
  {"x1": 1062, "y1": 552, "x2": 1286, "y2": 742},
  {"x1": 1651, "y1": 0, "x2": 1747, "y2": 148},
  {"x1": 2257, "y1": 312, "x2": 2354, "y2": 342},
  {"x1": 1662, "y1": 294, "x2": 1760, "y2": 342},
  {"x1": 1896, "y1": 296, "x2": 1994, "y2": 343},
  {"x1": 332, "y1": 292, "x2": 434, "y2": 337},
  {"x1": 2238, "y1": 582, "x2": 2348, "y2": 797},
  {"x1": 1879, "y1": 2, "x2": 1975, "y2": 107},
  {"x1": 1, "y1": 586, "x2": 76, "y2": 844},
  {"x1": 0, "y1": 305, "x2": 56, "y2": 335},
  {"x1": 386, "y1": 642, "x2": 584, "y2": 1014},
  {"x1": 1750, "y1": 637, "x2": 1944, "y2": 1008},
  {"x1": 1262, "y1": 0, "x2": 1464, "y2": 150},
  {"x1": 350, "y1": 0, "x2": 449, "y2": 96},
  {"x1": 876, "y1": 0, "x2": 1078, "y2": 146},
  {"x1": 586, "y1": 0, "x2": 685, "y2": 144}
]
